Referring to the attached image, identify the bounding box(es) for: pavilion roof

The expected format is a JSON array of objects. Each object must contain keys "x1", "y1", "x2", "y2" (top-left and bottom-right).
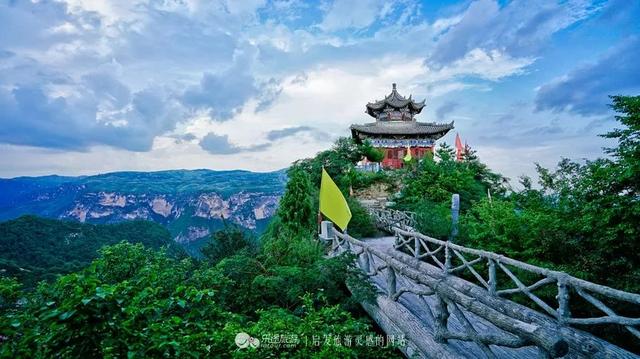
[
  {"x1": 350, "y1": 121, "x2": 454, "y2": 136},
  {"x1": 366, "y1": 83, "x2": 426, "y2": 118}
]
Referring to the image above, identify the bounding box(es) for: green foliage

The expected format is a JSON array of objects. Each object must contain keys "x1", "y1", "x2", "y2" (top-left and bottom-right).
[
  {"x1": 460, "y1": 199, "x2": 562, "y2": 268},
  {"x1": 359, "y1": 140, "x2": 385, "y2": 163},
  {"x1": 350, "y1": 170, "x2": 396, "y2": 192},
  {"x1": 344, "y1": 198, "x2": 376, "y2": 238},
  {"x1": 518, "y1": 156, "x2": 640, "y2": 291},
  {"x1": 397, "y1": 143, "x2": 506, "y2": 212},
  {"x1": 603, "y1": 95, "x2": 640, "y2": 193},
  {"x1": 239, "y1": 293, "x2": 398, "y2": 358},
  {"x1": 407, "y1": 97, "x2": 640, "y2": 294},
  {"x1": 278, "y1": 167, "x2": 316, "y2": 235},
  {"x1": 0, "y1": 216, "x2": 180, "y2": 288},
  {"x1": 286, "y1": 137, "x2": 381, "y2": 237},
  {"x1": 0, "y1": 277, "x2": 21, "y2": 312},
  {"x1": 0, "y1": 239, "x2": 399, "y2": 358},
  {"x1": 498, "y1": 97, "x2": 640, "y2": 292},
  {"x1": 292, "y1": 137, "x2": 365, "y2": 190},
  {"x1": 255, "y1": 226, "x2": 373, "y2": 313},
  {"x1": 2, "y1": 243, "x2": 233, "y2": 358},
  {"x1": 413, "y1": 200, "x2": 451, "y2": 241},
  {"x1": 201, "y1": 225, "x2": 257, "y2": 265}
]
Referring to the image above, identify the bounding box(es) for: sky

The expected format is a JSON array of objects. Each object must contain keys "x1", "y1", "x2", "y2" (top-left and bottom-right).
[{"x1": 0, "y1": 0, "x2": 639, "y2": 182}]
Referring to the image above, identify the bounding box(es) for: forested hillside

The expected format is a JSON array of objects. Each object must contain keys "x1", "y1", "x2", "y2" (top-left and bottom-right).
[
  {"x1": 0, "y1": 140, "x2": 401, "y2": 358},
  {"x1": 0, "y1": 216, "x2": 180, "y2": 287}
]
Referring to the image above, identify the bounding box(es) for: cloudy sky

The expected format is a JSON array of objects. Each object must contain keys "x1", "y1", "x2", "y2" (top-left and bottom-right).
[{"x1": 0, "y1": 0, "x2": 639, "y2": 181}]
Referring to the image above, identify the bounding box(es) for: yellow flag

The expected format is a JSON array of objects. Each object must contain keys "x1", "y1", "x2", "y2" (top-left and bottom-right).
[
  {"x1": 403, "y1": 146, "x2": 412, "y2": 162},
  {"x1": 319, "y1": 168, "x2": 352, "y2": 231}
]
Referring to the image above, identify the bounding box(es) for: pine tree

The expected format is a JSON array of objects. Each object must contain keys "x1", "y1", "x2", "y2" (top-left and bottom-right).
[{"x1": 277, "y1": 167, "x2": 315, "y2": 234}]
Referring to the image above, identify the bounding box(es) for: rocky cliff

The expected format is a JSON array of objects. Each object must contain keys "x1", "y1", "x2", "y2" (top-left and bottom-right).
[{"x1": 0, "y1": 169, "x2": 286, "y2": 247}]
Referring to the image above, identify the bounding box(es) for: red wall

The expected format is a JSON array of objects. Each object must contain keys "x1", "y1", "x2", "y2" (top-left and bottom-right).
[{"x1": 380, "y1": 146, "x2": 433, "y2": 169}]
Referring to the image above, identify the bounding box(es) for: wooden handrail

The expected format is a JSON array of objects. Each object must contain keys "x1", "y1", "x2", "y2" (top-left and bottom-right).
[{"x1": 350, "y1": 207, "x2": 640, "y2": 356}]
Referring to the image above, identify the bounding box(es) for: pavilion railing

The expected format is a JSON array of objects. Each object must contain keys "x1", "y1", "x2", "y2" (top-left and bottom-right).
[{"x1": 366, "y1": 207, "x2": 640, "y2": 356}]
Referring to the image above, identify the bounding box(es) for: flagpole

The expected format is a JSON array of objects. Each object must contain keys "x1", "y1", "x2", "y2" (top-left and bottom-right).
[{"x1": 318, "y1": 166, "x2": 323, "y2": 234}]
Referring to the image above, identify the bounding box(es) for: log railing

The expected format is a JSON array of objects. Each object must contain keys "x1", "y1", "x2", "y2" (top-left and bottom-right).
[
  {"x1": 368, "y1": 207, "x2": 416, "y2": 231},
  {"x1": 367, "y1": 207, "x2": 640, "y2": 356},
  {"x1": 327, "y1": 228, "x2": 566, "y2": 357}
]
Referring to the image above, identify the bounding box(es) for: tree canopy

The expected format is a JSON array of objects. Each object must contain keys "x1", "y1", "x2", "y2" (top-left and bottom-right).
[{"x1": 0, "y1": 216, "x2": 180, "y2": 288}]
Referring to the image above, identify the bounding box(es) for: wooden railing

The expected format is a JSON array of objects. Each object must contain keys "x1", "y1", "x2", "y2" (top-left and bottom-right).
[
  {"x1": 368, "y1": 207, "x2": 416, "y2": 231},
  {"x1": 328, "y1": 229, "x2": 568, "y2": 357},
  {"x1": 365, "y1": 207, "x2": 640, "y2": 357}
]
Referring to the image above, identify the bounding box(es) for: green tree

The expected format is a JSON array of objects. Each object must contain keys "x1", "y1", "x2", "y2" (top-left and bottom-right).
[
  {"x1": 359, "y1": 140, "x2": 384, "y2": 162},
  {"x1": 344, "y1": 198, "x2": 376, "y2": 238},
  {"x1": 602, "y1": 95, "x2": 640, "y2": 196},
  {"x1": 1, "y1": 241, "x2": 399, "y2": 358},
  {"x1": 277, "y1": 167, "x2": 316, "y2": 235},
  {"x1": 201, "y1": 225, "x2": 257, "y2": 264},
  {"x1": 0, "y1": 216, "x2": 179, "y2": 288},
  {"x1": 292, "y1": 137, "x2": 363, "y2": 189},
  {"x1": 398, "y1": 143, "x2": 503, "y2": 212}
]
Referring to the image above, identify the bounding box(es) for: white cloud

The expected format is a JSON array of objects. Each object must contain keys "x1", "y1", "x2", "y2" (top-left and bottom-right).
[
  {"x1": 319, "y1": 0, "x2": 388, "y2": 31},
  {"x1": 428, "y1": 48, "x2": 535, "y2": 81},
  {"x1": 0, "y1": 0, "x2": 623, "y2": 182}
]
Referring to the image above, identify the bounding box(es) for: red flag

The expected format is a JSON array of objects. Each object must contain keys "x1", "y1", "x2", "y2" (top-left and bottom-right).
[{"x1": 455, "y1": 133, "x2": 464, "y2": 161}]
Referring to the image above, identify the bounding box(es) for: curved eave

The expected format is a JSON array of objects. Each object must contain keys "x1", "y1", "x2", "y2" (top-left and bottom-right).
[
  {"x1": 350, "y1": 121, "x2": 454, "y2": 139},
  {"x1": 365, "y1": 99, "x2": 426, "y2": 117}
]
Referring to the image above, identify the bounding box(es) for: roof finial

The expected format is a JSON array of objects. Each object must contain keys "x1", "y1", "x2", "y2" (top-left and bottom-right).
[{"x1": 392, "y1": 83, "x2": 397, "y2": 91}]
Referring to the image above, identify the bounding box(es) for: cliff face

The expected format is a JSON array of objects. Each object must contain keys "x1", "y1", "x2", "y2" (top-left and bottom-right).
[{"x1": 0, "y1": 169, "x2": 286, "y2": 244}]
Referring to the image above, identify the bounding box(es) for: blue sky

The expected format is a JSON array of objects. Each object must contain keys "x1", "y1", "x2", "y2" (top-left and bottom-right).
[{"x1": 0, "y1": 0, "x2": 639, "y2": 182}]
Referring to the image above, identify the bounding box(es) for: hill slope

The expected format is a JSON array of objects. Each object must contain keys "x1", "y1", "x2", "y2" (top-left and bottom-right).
[{"x1": 0, "y1": 216, "x2": 179, "y2": 286}]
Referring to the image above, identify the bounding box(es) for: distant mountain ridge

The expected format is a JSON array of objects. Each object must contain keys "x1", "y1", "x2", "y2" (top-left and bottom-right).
[{"x1": 0, "y1": 169, "x2": 287, "y2": 252}]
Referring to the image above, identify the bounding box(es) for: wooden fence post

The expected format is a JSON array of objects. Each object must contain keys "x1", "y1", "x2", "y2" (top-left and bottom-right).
[
  {"x1": 450, "y1": 193, "x2": 460, "y2": 243},
  {"x1": 488, "y1": 258, "x2": 497, "y2": 295},
  {"x1": 444, "y1": 242, "x2": 451, "y2": 273},
  {"x1": 557, "y1": 275, "x2": 570, "y2": 325}
]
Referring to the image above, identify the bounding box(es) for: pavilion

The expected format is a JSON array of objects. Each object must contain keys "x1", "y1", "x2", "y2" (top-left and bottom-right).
[{"x1": 350, "y1": 83, "x2": 454, "y2": 169}]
